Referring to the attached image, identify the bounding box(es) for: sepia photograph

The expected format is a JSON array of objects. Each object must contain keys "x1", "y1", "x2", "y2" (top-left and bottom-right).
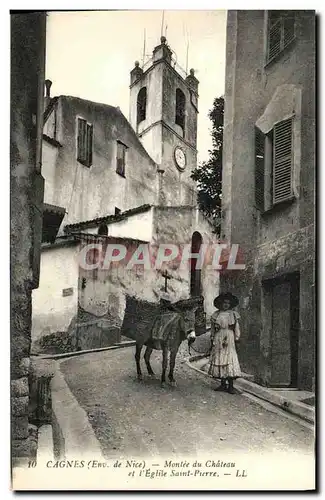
[{"x1": 10, "y1": 8, "x2": 316, "y2": 491}]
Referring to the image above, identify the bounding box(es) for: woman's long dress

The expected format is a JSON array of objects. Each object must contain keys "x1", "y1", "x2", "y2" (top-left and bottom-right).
[{"x1": 208, "y1": 310, "x2": 241, "y2": 379}]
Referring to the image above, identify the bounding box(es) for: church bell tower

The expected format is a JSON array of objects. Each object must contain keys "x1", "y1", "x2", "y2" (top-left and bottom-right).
[{"x1": 129, "y1": 36, "x2": 199, "y2": 206}]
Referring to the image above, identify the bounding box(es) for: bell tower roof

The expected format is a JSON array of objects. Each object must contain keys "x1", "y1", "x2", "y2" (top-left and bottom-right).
[
  {"x1": 128, "y1": 34, "x2": 199, "y2": 206},
  {"x1": 129, "y1": 34, "x2": 199, "y2": 143},
  {"x1": 130, "y1": 36, "x2": 198, "y2": 88}
]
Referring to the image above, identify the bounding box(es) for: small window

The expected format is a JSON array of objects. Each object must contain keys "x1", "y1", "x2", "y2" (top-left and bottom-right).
[
  {"x1": 267, "y1": 11, "x2": 296, "y2": 63},
  {"x1": 175, "y1": 89, "x2": 186, "y2": 131},
  {"x1": 77, "y1": 118, "x2": 93, "y2": 167},
  {"x1": 137, "y1": 87, "x2": 147, "y2": 124},
  {"x1": 116, "y1": 141, "x2": 127, "y2": 177},
  {"x1": 255, "y1": 117, "x2": 293, "y2": 211},
  {"x1": 98, "y1": 223, "x2": 108, "y2": 236}
]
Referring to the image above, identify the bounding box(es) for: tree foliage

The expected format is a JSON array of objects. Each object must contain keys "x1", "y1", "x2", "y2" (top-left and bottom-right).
[{"x1": 191, "y1": 96, "x2": 224, "y2": 235}]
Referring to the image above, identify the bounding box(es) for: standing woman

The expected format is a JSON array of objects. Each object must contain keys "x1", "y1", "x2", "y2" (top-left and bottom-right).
[{"x1": 208, "y1": 292, "x2": 241, "y2": 394}]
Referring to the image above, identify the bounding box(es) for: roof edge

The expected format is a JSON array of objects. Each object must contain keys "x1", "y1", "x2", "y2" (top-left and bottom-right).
[{"x1": 64, "y1": 204, "x2": 153, "y2": 233}]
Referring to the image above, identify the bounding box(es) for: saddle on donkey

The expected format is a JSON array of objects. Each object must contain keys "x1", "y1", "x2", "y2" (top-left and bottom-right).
[{"x1": 150, "y1": 308, "x2": 186, "y2": 350}]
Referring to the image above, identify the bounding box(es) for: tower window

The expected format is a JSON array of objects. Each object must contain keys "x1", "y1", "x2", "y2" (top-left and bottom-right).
[
  {"x1": 116, "y1": 141, "x2": 127, "y2": 177},
  {"x1": 137, "y1": 87, "x2": 147, "y2": 124},
  {"x1": 98, "y1": 223, "x2": 108, "y2": 236},
  {"x1": 175, "y1": 89, "x2": 186, "y2": 131},
  {"x1": 77, "y1": 118, "x2": 93, "y2": 167}
]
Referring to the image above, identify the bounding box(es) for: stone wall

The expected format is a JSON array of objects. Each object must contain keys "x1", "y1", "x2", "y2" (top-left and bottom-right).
[
  {"x1": 11, "y1": 12, "x2": 46, "y2": 464},
  {"x1": 78, "y1": 237, "x2": 158, "y2": 349},
  {"x1": 76, "y1": 206, "x2": 219, "y2": 350},
  {"x1": 221, "y1": 225, "x2": 315, "y2": 390},
  {"x1": 32, "y1": 203, "x2": 220, "y2": 353},
  {"x1": 221, "y1": 11, "x2": 315, "y2": 390},
  {"x1": 32, "y1": 208, "x2": 155, "y2": 351},
  {"x1": 152, "y1": 206, "x2": 220, "y2": 321}
]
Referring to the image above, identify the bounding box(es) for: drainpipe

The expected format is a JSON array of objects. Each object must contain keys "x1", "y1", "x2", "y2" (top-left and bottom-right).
[{"x1": 35, "y1": 13, "x2": 47, "y2": 174}]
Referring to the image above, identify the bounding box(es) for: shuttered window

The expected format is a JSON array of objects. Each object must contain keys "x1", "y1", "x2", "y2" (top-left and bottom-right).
[
  {"x1": 77, "y1": 118, "x2": 93, "y2": 167},
  {"x1": 273, "y1": 118, "x2": 293, "y2": 204},
  {"x1": 267, "y1": 11, "x2": 296, "y2": 63},
  {"x1": 255, "y1": 127, "x2": 265, "y2": 211},
  {"x1": 255, "y1": 117, "x2": 294, "y2": 212},
  {"x1": 116, "y1": 141, "x2": 127, "y2": 177}
]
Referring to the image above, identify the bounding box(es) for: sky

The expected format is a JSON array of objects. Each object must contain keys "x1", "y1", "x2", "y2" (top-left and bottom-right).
[{"x1": 45, "y1": 10, "x2": 227, "y2": 163}]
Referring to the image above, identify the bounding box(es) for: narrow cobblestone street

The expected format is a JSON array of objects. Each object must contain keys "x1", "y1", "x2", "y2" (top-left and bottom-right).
[{"x1": 60, "y1": 345, "x2": 314, "y2": 460}]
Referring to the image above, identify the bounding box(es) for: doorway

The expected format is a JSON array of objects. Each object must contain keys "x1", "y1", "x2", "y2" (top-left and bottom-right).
[
  {"x1": 190, "y1": 231, "x2": 202, "y2": 297},
  {"x1": 190, "y1": 232, "x2": 206, "y2": 335},
  {"x1": 265, "y1": 272, "x2": 300, "y2": 387}
]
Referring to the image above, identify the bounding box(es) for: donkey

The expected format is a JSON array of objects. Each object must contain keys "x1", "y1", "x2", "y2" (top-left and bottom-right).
[
  {"x1": 135, "y1": 301, "x2": 197, "y2": 387},
  {"x1": 121, "y1": 294, "x2": 203, "y2": 387}
]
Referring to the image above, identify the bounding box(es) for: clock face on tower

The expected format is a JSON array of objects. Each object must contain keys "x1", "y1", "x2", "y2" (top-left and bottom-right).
[{"x1": 174, "y1": 146, "x2": 186, "y2": 171}]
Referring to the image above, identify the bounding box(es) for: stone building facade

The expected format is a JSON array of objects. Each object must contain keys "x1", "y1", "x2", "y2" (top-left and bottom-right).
[
  {"x1": 11, "y1": 13, "x2": 47, "y2": 464},
  {"x1": 32, "y1": 37, "x2": 219, "y2": 353},
  {"x1": 221, "y1": 10, "x2": 315, "y2": 390},
  {"x1": 41, "y1": 95, "x2": 158, "y2": 226}
]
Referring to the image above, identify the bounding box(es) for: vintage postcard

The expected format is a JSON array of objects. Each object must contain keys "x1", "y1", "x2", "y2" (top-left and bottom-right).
[{"x1": 10, "y1": 9, "x2": 316, "y2": 491}]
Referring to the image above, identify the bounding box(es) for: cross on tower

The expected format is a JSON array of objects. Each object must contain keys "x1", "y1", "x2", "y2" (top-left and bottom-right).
[{"x1": 161, "y1": 270, "x2": 172, "y2": 292}]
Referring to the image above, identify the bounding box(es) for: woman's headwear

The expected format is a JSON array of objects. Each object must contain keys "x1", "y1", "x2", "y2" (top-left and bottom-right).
[{"x1": 214, "y1": 292, "x2": 239, "y2": 309}]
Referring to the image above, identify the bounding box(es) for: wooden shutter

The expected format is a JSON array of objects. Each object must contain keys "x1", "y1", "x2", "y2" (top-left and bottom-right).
[
  {"x1": 283, "y1": 15, "x2": 295, "y2": 48},
  {"x1": 77, "y1": 118, "x2": 86, "y2": 163},
  {"x1": 255, "y1": 127, "x2": 265, "y2": 211},
  {"x1": 267, "y1": 11, "x2": 296, "y2": 63},
  {"x1": 86, "y1": 123, "x2": 93, "y2": 167},
  {"x1": 116, "y1": 158, "x2": 124, "y2": 176},
  {"x1": 268, "y1": 19, "x2": 281, "y2": 61},
  {"x1": 116, "y1": 142, "x2": 126, "y2": 176},
  {"x1": 77, "y1": 119, "x2": 93, "y2": 167},
  {"x1": 273, "y1": 117, "x2": 293, "y2": 204}
]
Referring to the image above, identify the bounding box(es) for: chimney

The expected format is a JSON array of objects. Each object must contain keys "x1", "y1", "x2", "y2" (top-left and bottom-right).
[{"x1": 44, "y1": 79, "x2": 52, "y2": 109}]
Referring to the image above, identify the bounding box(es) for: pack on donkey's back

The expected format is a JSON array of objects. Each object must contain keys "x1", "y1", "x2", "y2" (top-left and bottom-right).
[{"x1": 121, "y1": 293, "x2": 203, "y2": 387}]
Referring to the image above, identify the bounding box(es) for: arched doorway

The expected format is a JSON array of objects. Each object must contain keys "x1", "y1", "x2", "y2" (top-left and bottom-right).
[
  {"x1": 137, "y1": 87, "x2": 147, "y2": 124},
  {"x1": 175, "y1": 88, "x2": 186, "y2": 133},
  {"x1": 190, "y1": 231, "x2": 202, "y2": 297},
  {"x1": 190, "y1": 231, "x2": 206, "y2": 336}
]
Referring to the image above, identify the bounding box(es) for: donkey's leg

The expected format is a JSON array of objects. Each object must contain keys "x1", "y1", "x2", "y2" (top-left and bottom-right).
[
  {"x1": 161, "y1": 346, "x2": 168, "y2": 387},
  {"x1": 144, "y1": 346, "x2": 155, "y2": 376},
  {"x1": 168, "y1": 348, "x2": 177, "y2": 386},
  {"x1": 135, "y1": 343, "x2": 143, "y2": 381}
]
